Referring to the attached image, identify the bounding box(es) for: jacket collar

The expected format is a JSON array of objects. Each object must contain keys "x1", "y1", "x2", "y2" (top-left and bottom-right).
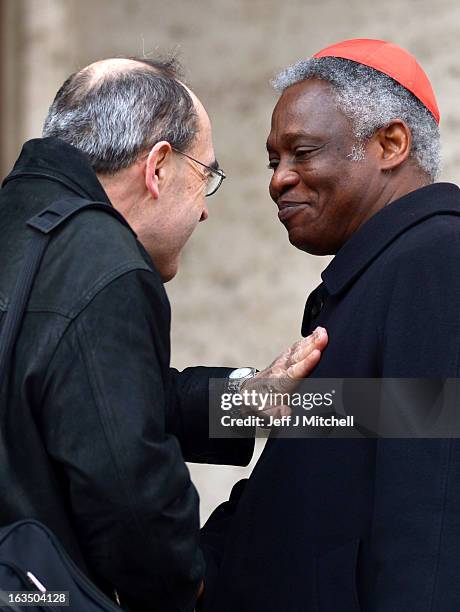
[
  {"x1": 2, "y1": 137, "x2": 112, "y2": 205},
  {"x1": 321, "y1": 182, "x2": 460, "y2": 296}
]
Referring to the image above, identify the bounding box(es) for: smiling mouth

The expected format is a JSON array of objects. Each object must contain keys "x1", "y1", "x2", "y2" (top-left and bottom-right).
[{"x1": 277, "y1": 202, "x2": 310, "y2": 223}]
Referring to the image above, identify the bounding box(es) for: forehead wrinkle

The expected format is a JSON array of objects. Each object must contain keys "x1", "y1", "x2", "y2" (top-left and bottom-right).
[
  {"x1": 270, "y1": 88, "x2": 355, "y2": 151},
  {"x1": 275, "y1": 81, "x2": 338, "y2": 124}
]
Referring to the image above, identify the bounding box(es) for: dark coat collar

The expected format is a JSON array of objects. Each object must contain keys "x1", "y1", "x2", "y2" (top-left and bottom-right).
[
  {"x1": 2, "y1": 137, "x2": 112, "y2": 205},
  {"x1": 322, "y1": 182, "x2": 460, "y2": 296}
]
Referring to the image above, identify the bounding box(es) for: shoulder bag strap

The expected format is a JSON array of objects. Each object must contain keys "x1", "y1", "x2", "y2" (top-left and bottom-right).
[{"x1": 0, "y1": 196, "x2": 130, "y2": 388}]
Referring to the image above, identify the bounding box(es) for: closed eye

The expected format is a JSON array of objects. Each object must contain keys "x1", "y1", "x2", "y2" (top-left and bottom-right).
[{"x1": 294, "y1": 148, "x2": 316, "y2": 159}]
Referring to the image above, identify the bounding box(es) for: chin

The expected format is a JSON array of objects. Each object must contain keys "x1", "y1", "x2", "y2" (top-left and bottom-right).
[
  {"x1": 288, "y1": 231, "x2": 336, "y2": 256},
  {"x1": 159, "y1": 255, "x2": 181, "y2": 283},
  {"x1": 146, "y1": 249, "x2": 181, "y2": 283},
  {"x1": 160, "y1": 265, "x2": 179, "y2": 283}
]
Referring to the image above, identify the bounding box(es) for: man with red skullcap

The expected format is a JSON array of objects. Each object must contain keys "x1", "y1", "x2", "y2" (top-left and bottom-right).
[{"x1": 200, "y1": 40, "x2": 460, "y2": 611}]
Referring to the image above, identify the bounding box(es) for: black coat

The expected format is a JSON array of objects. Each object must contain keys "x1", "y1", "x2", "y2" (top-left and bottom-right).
[
  {"x1": 0, "y1": 138, "x2": 253, "y2": 612},
  {"x1": 202, "y1": 183, "x2": 460, "y2": 612}
]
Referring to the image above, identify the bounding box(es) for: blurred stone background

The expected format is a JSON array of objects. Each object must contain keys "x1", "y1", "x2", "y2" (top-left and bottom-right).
[{"x1": 1, "y1": 0, "x2": 459, "y2": 522}]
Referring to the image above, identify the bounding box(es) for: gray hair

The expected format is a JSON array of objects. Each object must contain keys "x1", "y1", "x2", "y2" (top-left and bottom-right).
[
  {"x1": 42, "y1": 57, "x2": 198, "y2": 174},
  {"x1": 272, "y1": 57, "x2": 441, "y2": 181}
]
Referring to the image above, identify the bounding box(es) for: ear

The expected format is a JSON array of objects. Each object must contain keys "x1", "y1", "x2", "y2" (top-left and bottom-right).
[
  {"x1": 373, "y1": 120, "x2": 412, "y2": 171},
  {"x1": 144, "y1": 141, "x2": 173, "y2": 200}
]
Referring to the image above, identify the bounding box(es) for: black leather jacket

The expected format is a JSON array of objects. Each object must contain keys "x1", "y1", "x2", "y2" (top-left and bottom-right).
[{"x1": 0, "y1": 138, "x2": 253, "y2": 612}]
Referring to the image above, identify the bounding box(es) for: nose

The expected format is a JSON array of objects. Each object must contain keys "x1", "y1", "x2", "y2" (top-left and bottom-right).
[
  {"x1": 199, "y1": 207, "x2": 209, "y2": 222},
  {"x1": 269, "y1": 163, "x2": 300, "y2": 202}
]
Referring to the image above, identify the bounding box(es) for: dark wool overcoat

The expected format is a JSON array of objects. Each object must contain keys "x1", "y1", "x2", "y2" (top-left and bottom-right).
[{"x1": 0, "y1": 138, "x2": 253, "y2": 612}]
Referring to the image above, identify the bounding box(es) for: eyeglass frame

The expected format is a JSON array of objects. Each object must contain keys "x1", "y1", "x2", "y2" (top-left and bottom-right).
[{"x1": 171, "y1": 147, "x2": 226, "y2": 197}]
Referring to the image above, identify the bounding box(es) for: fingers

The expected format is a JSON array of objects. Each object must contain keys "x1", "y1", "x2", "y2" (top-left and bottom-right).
[
  {"x1": 287, "y1": 348, "x2": 321, "y2": 379},
  {"x1": 312, "y1": 326, "x2": 328, "y2": 351},
  {"x1": 266, "y1": 327, "x2": 328, "y2": 372},
  {"x1": 291, "y1": 327, "x2": 328, "y2": 363},
  {"x1": 244, "y1": 327, "x2": 328, "y2": 406},
  {"x1": 280, "y1": 328, "x2": 328, "y2": 388},
  {"x1": 286, "y1": 328, "x2": 328, "y2": 379},
  {"x1": 237, "y1": 327, "x2": 328, "y2": 423}
]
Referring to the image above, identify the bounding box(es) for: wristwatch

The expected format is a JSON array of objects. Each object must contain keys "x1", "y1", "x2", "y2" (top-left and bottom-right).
[{"x1": 227, "y1": 367, "x2": 258, "y2": 393}]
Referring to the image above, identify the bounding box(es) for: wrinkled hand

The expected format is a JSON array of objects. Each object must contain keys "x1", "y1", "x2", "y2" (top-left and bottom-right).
[{"x1": 240, "y1": 327, "x2": 328, "y2": 420}]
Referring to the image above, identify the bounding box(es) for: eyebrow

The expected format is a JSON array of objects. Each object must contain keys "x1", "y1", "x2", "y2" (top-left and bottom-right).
[{"x1": 209, "y1": 159, "x2": 219, "y2": 172}]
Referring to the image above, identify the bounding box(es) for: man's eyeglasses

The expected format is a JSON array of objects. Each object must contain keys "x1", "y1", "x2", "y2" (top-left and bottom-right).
[{"x1": 172, "y1": 147, "x2": 226, "y2": 197}]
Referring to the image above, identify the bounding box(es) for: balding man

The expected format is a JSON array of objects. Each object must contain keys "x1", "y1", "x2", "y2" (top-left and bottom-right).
[
  {"x1": 0, "y1": 57, "x2": 327, "y2": 611},
  {"x1": 201, "y1": 40, "x2": 460, "y2": 611}
]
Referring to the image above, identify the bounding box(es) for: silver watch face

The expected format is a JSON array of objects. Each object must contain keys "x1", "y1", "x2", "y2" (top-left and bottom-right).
[{"x1": 229, "y1": 367, "x2": 254, "y2": 380}]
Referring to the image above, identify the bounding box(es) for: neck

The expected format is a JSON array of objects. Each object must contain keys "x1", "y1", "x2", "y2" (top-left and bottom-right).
[
  {"x1": 340, "y1": 166, "x2": 431, "y2": 254},
  {"x1": 378, "y1": 167, "x2": 431, "y2": 211},
  {"x1": 97, "y1": 166, "x2": 145, "y2": 223}
]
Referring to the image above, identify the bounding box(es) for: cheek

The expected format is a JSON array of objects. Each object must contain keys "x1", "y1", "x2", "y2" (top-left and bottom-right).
[
  {"x1": 309, "y1": 167, "x2": 359, "y2": 216},
  {"x1": 183, "y1": 197, "x2": 205, "y2": 232},
  {"x1": 188, "y1": 174, "x2": 207, "y2": 198}
]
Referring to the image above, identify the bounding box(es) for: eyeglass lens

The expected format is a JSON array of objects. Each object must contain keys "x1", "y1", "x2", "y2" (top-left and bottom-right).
[{"x1": 206, "y1": 172, "x2": 223, "y2": 196}]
